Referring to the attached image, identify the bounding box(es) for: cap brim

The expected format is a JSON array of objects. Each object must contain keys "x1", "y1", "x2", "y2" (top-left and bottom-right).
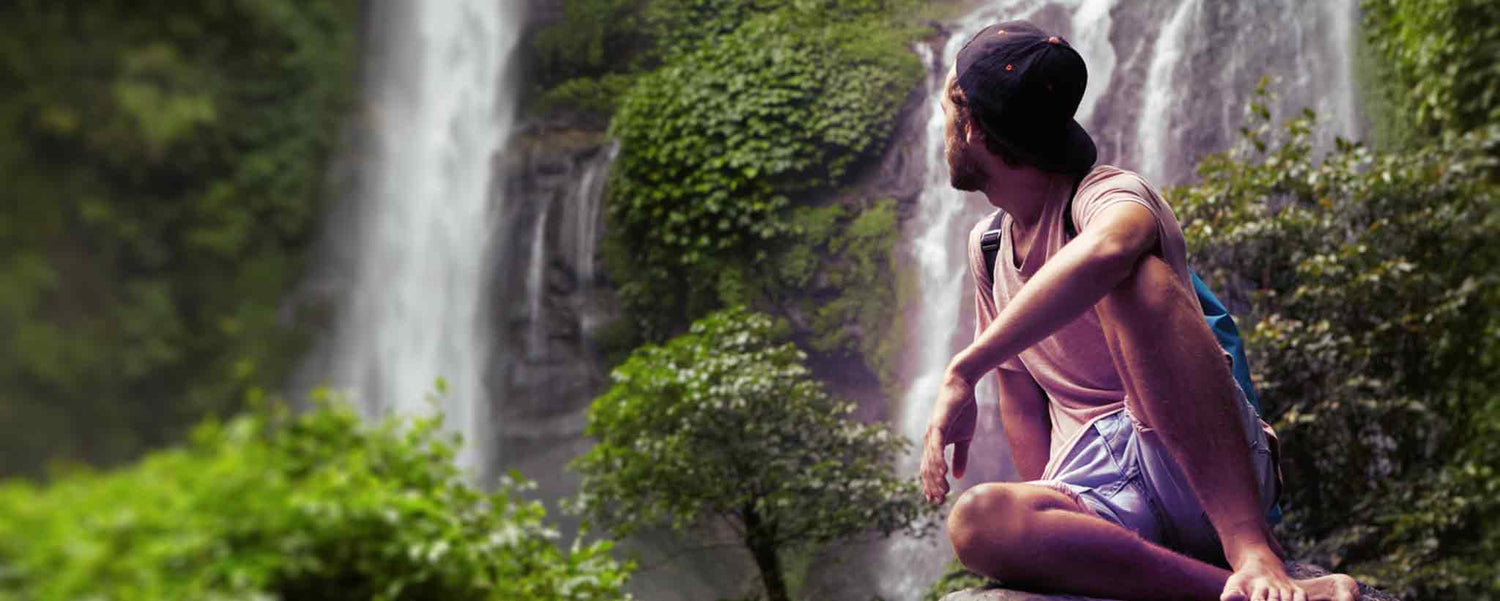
[
  {"x1": 1057, "y1": 118, "x2": 1097, "y2": 175},
  {"x1": 976, "y1": 115, "x2": 1097, "y2": 176}
]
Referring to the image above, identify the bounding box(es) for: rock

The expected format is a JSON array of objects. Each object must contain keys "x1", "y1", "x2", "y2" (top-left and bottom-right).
[{"x1": 940, "y1": 563, "x2": 1400, "y2": 601}]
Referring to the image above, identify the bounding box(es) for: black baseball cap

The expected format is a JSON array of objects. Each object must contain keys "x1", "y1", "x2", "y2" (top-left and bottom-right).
[{"x1": 955, "y1": 21, "x2": 1097, "y2": 175}]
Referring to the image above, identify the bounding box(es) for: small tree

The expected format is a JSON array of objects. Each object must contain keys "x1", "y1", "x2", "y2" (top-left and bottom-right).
[{"x1": 569, "y1": 308, "x2": 937, "y2": 601}]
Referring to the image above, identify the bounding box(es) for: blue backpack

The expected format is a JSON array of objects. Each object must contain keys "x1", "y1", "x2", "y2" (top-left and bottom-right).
[{"x1": 978, "y1": 208, "x2": 1281, "y2": 524}]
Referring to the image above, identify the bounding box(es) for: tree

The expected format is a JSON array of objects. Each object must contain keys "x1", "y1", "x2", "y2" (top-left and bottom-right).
[
  {"x1": 1171, "y1": 81, "x2": 1500, "y2": 599},
  {"x1": 569, "y1": 308, "x2": 938, "y2": 601}
]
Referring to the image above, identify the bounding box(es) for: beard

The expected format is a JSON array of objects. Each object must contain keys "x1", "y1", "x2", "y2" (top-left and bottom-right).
[{"x1": 947, "y1": 140, "x2": 986, "y2": 192}]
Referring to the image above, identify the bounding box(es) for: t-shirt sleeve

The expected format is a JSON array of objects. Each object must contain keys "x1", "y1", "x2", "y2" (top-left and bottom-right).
[
  {"x1": 1071, "y1": 173, "x2": 1165, "y2": 241},
  {"x1": 1069, "y1": 169, "x2": 1194, "y2": 291}
]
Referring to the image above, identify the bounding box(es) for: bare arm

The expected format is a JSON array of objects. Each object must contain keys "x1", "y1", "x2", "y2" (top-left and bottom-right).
[
  {"x1": 922, "y1": 201, "x2": 1157, "y2": 502},
  {"x1": 996, "y1": 368, "x2": 1049, "y2": 480},
  {"x1": 947, "y1": 201, "x2": 1159, "y2": 385}
]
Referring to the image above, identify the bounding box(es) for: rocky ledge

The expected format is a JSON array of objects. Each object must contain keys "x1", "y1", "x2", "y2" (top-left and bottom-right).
[{"x1": 941, "y1": 563, "x2": 1399, "y2": 601}]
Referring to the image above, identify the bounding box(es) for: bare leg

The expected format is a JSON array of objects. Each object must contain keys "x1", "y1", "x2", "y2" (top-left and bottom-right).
[
  {"x1": 948, "y1": 483, "x2": 1358, "y2": 601},
  {"x1": 1092, "y1": 254, "x2": 1357, "y2": 601},
  {"x1": 1094, "y1": 255, "x2": 1268, "y2": 557}
]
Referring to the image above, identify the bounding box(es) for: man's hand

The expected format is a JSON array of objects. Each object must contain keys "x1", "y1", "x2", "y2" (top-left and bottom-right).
[
  {"x1": 1221, "y1": 549, "x2": 1304, "y2": 601},
  {"x1": 920, "y1": 371, "x2": 978, "y2": 505}
]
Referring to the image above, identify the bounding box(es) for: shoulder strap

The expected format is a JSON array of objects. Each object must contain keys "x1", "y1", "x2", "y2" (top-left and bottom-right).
[
  {"x1": 980, "y1": 210, "x2": 1006, "y2": 279},
  {"x1": 1064, "y1": 178, "x2": 1081, "y2": 238}
]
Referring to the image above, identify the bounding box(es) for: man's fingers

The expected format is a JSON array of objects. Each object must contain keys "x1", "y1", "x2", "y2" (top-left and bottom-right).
[
  {"x1": 952, "y1": 440, "x2": 970, "y2": 479},
  {"x1": 1292, "y1": 588, "x2": 1307, "y2": 601},
  {"x1": 920, "y1": 434, "x2": 951, "y2": 505},
  {"x1": 920, "y1": 437, "x2": 946, "y2": 504}
]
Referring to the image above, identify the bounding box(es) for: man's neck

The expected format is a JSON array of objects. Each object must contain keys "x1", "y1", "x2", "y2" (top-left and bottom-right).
[{"x1": 982, "y1": 167, "x2": 1074, "y2": 234}]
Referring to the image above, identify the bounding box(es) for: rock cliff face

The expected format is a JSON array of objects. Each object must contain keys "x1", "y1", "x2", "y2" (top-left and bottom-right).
[{"x1": 490, "y1": 118, "x2": 619, "y2": 528}]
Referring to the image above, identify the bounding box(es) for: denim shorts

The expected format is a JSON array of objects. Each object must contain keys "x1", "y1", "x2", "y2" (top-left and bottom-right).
[{"x1": 1031, "y1": 384, "x2": 1280, "y2": 562}]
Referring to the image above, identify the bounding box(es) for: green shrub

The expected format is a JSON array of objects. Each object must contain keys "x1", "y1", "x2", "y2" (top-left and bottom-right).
[
  {"x1": 810, "y1": 198, "x2": 905, "y2": 390},
  {"x1": 1361, "y1": 0, "x2": 1500, "y2": 138},
  {"x1": 1172, "y1": 83, "x2": 1500, "y2": 599},
  {"x1": 920, "y1": 561, "x2": 992, "y2": 601},
  {"x1": 0, "y1": 392, "x2": 632, "y2": 601},
  {"x1": 538, "y1": 74, "x2": 640, "y2": 120},
  {"x1": 570, "y1": 307, "x2": 936, "y2": 601},
  {"x1": 0, "y1": 0, "x2": 360, "y2": 475},
  {"x1": 603, "y1": 11, "x2": 922, "y2": 339}
]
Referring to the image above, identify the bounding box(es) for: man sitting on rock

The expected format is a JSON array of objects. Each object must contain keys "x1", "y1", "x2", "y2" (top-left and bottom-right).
[{"x1": 918, "y1": 21, "x2": 1360, "y2": 601}]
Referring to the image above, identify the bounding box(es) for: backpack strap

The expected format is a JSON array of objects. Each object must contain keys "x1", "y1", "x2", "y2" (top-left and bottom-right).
[
  {"x1": 1064, "y1": 179, "x2": 1080, "y2": 239},
  {"x1": 980, "y1": 209, "x2": 1006, "y2": 280}
]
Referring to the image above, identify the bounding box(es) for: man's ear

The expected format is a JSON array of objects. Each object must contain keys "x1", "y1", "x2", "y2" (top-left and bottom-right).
[{"x1": 965, "y1": 120, "x2": 986, "y2": 145}]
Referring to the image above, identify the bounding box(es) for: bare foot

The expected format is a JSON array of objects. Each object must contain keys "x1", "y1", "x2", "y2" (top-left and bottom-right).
[{"x1": 1296, "y1": 573, "x2": 1360, "y2": 601}]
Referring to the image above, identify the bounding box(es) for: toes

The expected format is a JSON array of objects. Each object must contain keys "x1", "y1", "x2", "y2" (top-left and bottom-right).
[{"x1": 1221, "y1": 580, "x2": 1249, "y2": 601}]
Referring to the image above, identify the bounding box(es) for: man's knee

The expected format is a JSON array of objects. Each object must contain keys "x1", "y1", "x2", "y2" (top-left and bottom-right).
[{"x1": 947, "y1": 484, "x2": 1037, "y2": 578}]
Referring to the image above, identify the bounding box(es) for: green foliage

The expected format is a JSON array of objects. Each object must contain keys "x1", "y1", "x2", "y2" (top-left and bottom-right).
[
  {"x1": 0, "y1": 393, "x2": 633, "y2": 601},
  {"x1": 538, "y1": 74, "x2": 641, "y2": 120},
  {"x1": 809, "y1": 199, "x2": 906, "y2": 389},
  {"x1": 603, "y1": 10, "x2": 922, "y2": 339},
  {"x1": 920, "y1": 561, "x2": 993, "y2": 601},
  {"x1": 1361, "y1": 0, "x2": 1500, "y2": 138},
  {"x1": 530, "y1": 0, "x2": 654, "y2": 79},
  {"x1": 701, "y1": 199, "x2": 906, "y2": 392},
  {"x1": 1172, "y1": 82, "x2": 1500, "y2": 599},
  {"x1": 524, "y1": 0, "x2": 926, "y2": 118},
  {"x1": 570, "y1": 308, "x2": 936, "y2": 601},
  {"x1": 0, "y1": 0, "x2": 360, "y2": 475}
]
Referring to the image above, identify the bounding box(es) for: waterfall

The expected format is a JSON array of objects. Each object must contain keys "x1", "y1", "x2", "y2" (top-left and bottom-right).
[
  {"x1": 526, "y1": 199, "x2": 551, "y2": 357},
  {"x1": 882, "y1": 1, "x2": 1360, "y2": 597},
  {"x1": 1137, "y1": 0, "x2": 1202, "y2": 184},
  {"x1": 575, "y1": 143, "x2": 618, "y2": 287},
  {"x1": 318, "y1": 0, "x2": 522, "y2": 472}
]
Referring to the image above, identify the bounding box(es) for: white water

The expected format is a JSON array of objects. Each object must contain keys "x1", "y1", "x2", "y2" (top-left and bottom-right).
[
  {"x1": 883, "y1": 1, "x2": 1361, "y2": 597},
  {"x1": 527, "y1": 198, "x2": 551, "y2": 356},
  {"x1": 574, "y1": 143, "x2": 619, "y2": 287},
  {"x1": 1137, "y1": 0, "x2": 1202, "y2": 184},
  {"x1": 324, "y1": 0, "x2": 522, "y2": 471}
]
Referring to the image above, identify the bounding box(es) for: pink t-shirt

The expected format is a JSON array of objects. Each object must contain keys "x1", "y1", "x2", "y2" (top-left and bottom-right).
[{"x1": 966, "y1": 165, "x2": 1197, "y2": 461}]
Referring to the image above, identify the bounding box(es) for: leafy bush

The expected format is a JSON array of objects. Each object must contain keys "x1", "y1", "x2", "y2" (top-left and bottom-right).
[
  {"x1": 809, "y1": 198, "x2": 906, "y2": 389},
  {"x1": 570, "y1": 308, "x2": 937, "y2": 601},
  {"x1": 524, "y1": 0, "x2": 924, "y2": 117},
  {"x1": 921, "y1": 561, "x2": 992, "y2": 601},
  {"x1": 1361, "y1": 0, "x2": 1500, "y2": 139},
  {"x1": 1172, "y1": 83, "x2": 1499, "y2": 599},
  {"x1": 603, "y1": 11, "x2": 922, "y2": 339},
  {"x1": 537, "y1": 74, "x2": 641, "y2": 121},
  {"x1": 0, "y1": 393, "x2": 632, "y2": 601},
  {"x1": 0, "y1": 0, "x2": 360, "y2": 475}
]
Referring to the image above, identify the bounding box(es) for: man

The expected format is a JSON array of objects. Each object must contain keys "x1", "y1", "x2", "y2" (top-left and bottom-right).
[{"x1": 917, "y1": 21, "x2": 1360, "y2": 601}]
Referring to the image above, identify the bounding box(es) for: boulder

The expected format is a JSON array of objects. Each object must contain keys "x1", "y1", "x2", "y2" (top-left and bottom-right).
[{"x1": 940, "y1": 563, "x2": 1400, "y2": 601}]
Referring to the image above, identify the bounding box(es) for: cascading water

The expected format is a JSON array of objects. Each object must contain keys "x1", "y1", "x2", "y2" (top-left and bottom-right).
[
  {"x1": 526, "y1": 200, "x2": 552, "y2": 356},
  {"x1": 317, "y1": 0, "x2": 523, "y2": 473},
  {"x1": 884, "y1": 0, "x2": 1359, "y2": 597},
  {"x1": 574, "y1": 143, "x2": 618, "y2": 288},
  {"x1": 1137, "y1": 0, "x2": 1203, "y2": 184}
]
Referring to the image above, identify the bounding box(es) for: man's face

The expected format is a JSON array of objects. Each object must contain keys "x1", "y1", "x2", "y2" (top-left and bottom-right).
[{"x1": 943, "y1": 67, "x2": 987, "y2": 192}]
